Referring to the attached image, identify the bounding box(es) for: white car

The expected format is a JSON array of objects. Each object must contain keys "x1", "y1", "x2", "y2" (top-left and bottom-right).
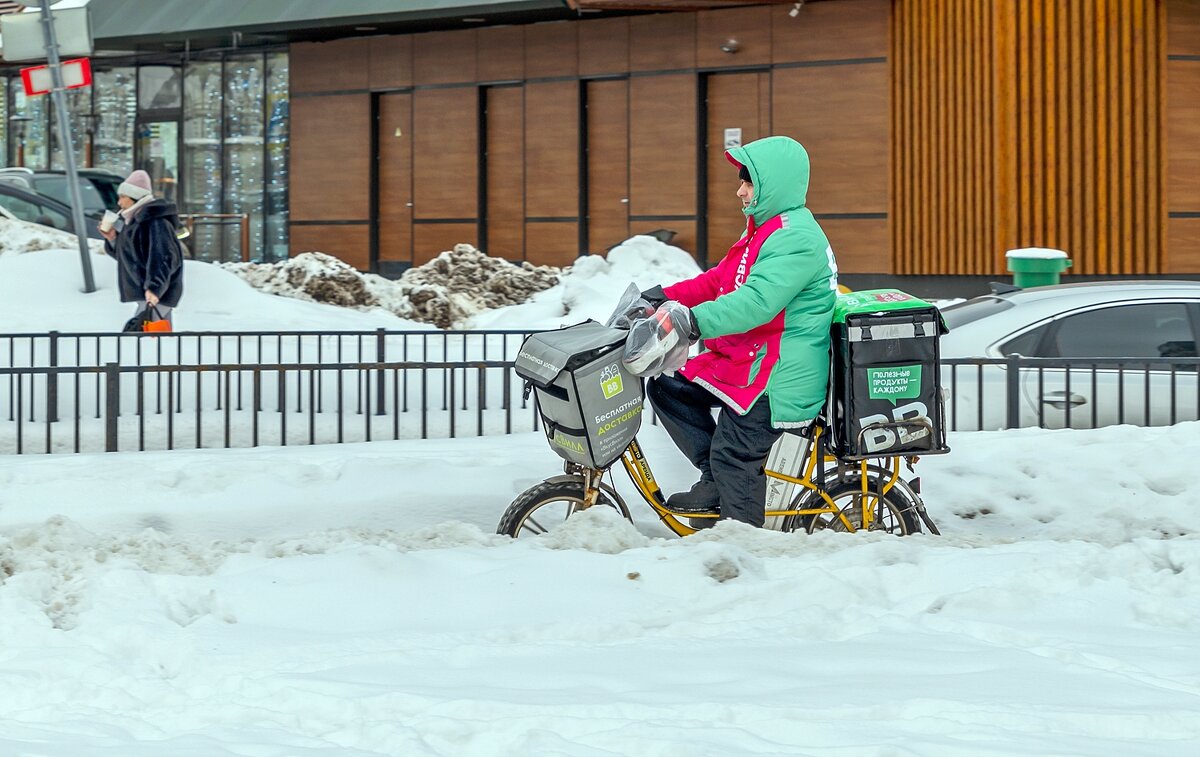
[{"x1": 938, "y1": 281, "x2": 1200, "y2": 430}]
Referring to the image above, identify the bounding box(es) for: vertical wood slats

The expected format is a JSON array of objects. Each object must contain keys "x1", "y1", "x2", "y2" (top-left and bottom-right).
[{"x1": 894, "y1": 0, "x2": 1163, "y2": 275}]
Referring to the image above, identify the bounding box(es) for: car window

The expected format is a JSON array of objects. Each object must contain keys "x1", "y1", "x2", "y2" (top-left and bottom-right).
[
  {"x1": 998, "y1": 324, "x2": 1050, "y2": 356},
  {"x1": 30, "y1": 176, "x2": 108, "y2": 215},
  {"x1": 2, "y1": 195, "x2": 71, "y2": 230},
  {"x1": 1044, "y1": 303, "x2": 1197, "y2": 361},
  {"x1": 940, "y1": 296, "x2": 1014, "y2": 330},
  {"x1": 87, "y1": 177, "x2": 121, "y2": 211}
]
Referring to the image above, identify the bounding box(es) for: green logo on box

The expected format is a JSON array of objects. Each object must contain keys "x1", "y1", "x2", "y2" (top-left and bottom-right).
[
  {"x1": 600, "y1": 364, "x2": 623, "y2": 400},
  {"x1": 866, "y1": 365, "x2": 922, "y2": 405}
]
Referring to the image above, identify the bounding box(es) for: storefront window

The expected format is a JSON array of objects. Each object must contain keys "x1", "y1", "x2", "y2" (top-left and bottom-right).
[
  {"x1": 224, "y1": 55, "x2": 264, "y2": 263},
  {"x1": 138, "y1": 66, "x2": 181, "y2": 110},
  {"x1": 49, "y1": 86, "x2": 92, "y2": 170},
  {"x1": 264, "y1": 52, "x2": 289, "y2": 263},
  {"x1": 0, "y1": 77, "x2": 7, "y2": 167},
  {"x1": 9, "y1": 82, "x2": 48, "y2": 169},
  {"x1": 92, "y1": 68, "x2": 136, "y2": 174},
  {"x1": 183, "y1": 60, "x2": 223, "y2": 261}
]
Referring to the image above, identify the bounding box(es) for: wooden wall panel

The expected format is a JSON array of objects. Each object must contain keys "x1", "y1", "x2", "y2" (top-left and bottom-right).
[
  {"x1": 525, "y1": 21, "x2": 578, "y2": 79},
  {"x1": 1167, "y1": 60, "x2": 1200, "y2": 215},
  {"x1": 1166, "y1": 218, "x2": 1200, "y2": 273},
  {"x1": 773, "y1": 65, "x2": 888, "y2": 212},
  {"x1": 524, "y1": 81, "x2": 579, "y2": 220},
  {"x1": 817, "y1": 218, "x2": 888, "y2": 275},
  {"x1": 369, "y1": 36, "x2": 412, "y2": 90},
  {"x1": 706, "y1": 72, "x2": 767, "y2": 262},
  {"x1": 525, "y1": 223, "x2": 578, "y2": 267},
  {"x1": 486, "y1": 87, "x2": 525, "y2": 260},
  {"x1": 772, "y1": 0, "x2": 888, "y2": 64},
  {"x1": 290, "y1": 40, "x2": 369, "y2": 93},
  {"x1": 378, "y1": 93, "x2": 412, "y2": 264},
  {"x1": 579, "y1": 17, "x2": 629, "y2": 76},
  {"x1": 696, "y1": 6, "x2": 771, "y2": 69},
  {"x1": 1167, "y1": 0, "x2": 1200, "y2": 54},
  {"x1": 587, "y1": 79, "x2": 629, "y2": 254},
  {"x1": 413, "y1": 30, "x2": 477, "y2": 85},
  {"x1": 630, "y1": 75, "x2": 697, "y2": 219},
  {"x1": 477, "y1": 26, "x2": 524, "y2": 82},
  {"x1": 290, "y1": 95, "x2": 371, "y2": 222},
  {"x1": 414, "y1": 224, "x2": 478, "y2": 266},
  {"x1": 629, "y1": 14, "x2": 696, "y2": 72},
  {"x1": 291, "y1": 225, "x2": 370, "y2": 270},
  {"x1": 412, "y1": 88, "x2": 478, "y2": 221},
  {"x1": 1166, "y1": 0, "x2": 1200, "y2": 273},
  {"x1": 894, "y1": 0, "x2": 1164, "y2": 276}
]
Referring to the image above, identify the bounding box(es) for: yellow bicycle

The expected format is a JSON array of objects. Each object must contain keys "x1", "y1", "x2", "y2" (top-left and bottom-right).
[
  {"x1": 499, "y1": 289, "x2": 948, "y2": 539},
  {"x1": 496, "y1": 414, "x2": 938, "y2": 539}
]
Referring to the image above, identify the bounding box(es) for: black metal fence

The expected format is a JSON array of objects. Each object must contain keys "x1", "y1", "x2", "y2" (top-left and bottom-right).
[
  {"x1": 1, "y1": 329, "x2": 541, "y2": 454},
  {"x1": 2, "y1": 330, "x2": 1199, "y2": 454}
]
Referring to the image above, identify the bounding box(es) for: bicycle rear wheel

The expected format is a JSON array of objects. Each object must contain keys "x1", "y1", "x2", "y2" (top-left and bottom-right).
[
  {"x1": 497, "y1": 478, "x2": 629, "y2": 538},
  {"x1": 787, "y1": 480, "x2": 921, "y2": 536}
]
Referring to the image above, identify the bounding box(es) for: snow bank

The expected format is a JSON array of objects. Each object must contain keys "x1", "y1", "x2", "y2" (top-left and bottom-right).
[
  {"x1": 0, "y1": 216, "x2": 105, "y2": 257},
  {"x1": 218, "y1": 236, "x2": 700, "y2": 330},
  {"x1": 221, "y1": 244, "x2": 562, "y2": 328}
]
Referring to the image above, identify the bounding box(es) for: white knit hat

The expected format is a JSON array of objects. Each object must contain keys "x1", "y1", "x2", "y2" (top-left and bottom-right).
[{"x1": 117, "y1": 169, "x2": 153, "y2": 200}]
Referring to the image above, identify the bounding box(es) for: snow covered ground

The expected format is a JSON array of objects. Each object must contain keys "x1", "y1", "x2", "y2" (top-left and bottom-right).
[{"x1": 1, "y1": 223, "x2": 1198, "y2": 755}]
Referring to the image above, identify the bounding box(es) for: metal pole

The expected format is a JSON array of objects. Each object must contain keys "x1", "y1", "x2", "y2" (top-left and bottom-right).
[{"x1": 38, "y1": 0, "x2": 97, "y2": 293}]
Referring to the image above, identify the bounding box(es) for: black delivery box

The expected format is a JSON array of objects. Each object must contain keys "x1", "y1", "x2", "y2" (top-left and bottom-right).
[{"x1": 828, "y1": 289, "x2": 950, "y2": 460}]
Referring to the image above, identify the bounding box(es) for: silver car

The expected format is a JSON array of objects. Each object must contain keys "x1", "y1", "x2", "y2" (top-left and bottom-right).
[{"x1": 938, "y1": 281, "x2": 1200, "y2": 430}]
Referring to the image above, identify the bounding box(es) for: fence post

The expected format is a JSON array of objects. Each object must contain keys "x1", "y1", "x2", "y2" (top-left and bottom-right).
[
  {"x1": 105, "y1": 362, "x2": 120, "y2": 452},
  {"x1": 375, "y1": 328, "x2": 387, "y2": 415},
  {"x1": 47, "y1": 330, "x2": 59, "y2": 423},
  {"x1": 1005, "y1": 354, "x2": 1021, "y2": 429},
  {"x1": 241, "y1": 214, "x2": 250, "y2": 262}
]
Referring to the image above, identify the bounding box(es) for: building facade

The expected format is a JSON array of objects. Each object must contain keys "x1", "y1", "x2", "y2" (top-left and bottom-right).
[{"x1": 2, "y1": 0, "x2": 1199, "y2": 283}]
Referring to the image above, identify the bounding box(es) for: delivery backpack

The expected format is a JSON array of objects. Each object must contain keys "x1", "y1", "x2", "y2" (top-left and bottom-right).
[
  {"x1": 827, "y1": 289, "x2": 951, "y2": 460},
  {"x1": 514, "y1": 321, "x2": 644, "y2": 469}
]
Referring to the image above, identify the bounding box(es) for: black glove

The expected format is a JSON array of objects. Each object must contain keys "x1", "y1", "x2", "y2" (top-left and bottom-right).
[
  {"x1": 669, "y1": 304, "x2": 700, "y2": 343},
  {"x1": 640, "y1": 285, "x2": 668, "y2": 308}
]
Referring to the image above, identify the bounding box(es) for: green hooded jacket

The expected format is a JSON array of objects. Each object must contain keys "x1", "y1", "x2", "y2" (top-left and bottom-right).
[{"x1": 668, "y1": 136, "x2": 837, "y2": 427}]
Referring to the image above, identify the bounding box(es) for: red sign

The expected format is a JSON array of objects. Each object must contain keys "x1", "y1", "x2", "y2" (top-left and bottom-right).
[{"x1": 20, "y1": 57, "x2": 92, "y2": 96}]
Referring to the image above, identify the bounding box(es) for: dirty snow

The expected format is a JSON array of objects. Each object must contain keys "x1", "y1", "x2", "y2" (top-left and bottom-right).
[{"x1": 219, "y1": 237, "x2": 700, "y2": 329}]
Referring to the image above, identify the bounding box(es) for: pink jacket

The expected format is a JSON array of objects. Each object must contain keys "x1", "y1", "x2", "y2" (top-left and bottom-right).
[{"x1": 663, "y1": 215, "x2": 786, "y2": 414}]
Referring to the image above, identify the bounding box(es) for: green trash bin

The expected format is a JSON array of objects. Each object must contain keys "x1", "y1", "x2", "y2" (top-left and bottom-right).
[{"x1": 1006, "y1": 248, "x2": 1072, "y2": 288}]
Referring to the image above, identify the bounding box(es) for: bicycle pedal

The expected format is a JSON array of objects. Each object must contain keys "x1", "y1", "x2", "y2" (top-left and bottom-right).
[{"x1": 665, "y1": 501, "x2": 719, "y2": 515}]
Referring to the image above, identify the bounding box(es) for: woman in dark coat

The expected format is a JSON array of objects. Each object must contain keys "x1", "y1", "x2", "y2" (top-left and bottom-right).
[{"x1": 99, "y1": 169, "x2": 184, "y2": 325}]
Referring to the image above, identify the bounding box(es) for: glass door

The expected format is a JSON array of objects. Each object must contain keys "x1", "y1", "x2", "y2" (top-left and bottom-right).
[{"x1": 135, "y1": 120, "x2": 180, "y2": 203}]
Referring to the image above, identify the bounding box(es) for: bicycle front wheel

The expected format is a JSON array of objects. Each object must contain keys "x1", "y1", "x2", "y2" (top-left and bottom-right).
[
  {"x1": 790, "y1": 481, "x2": 921, "y2": 536},
  {"x1": 497, "y1": 478, "x2": 629, "y2": 538}
]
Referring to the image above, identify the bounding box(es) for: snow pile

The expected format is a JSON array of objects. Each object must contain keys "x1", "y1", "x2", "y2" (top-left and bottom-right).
[
  {"x1": 0, "y1": 217, "x2": 104, "y2": 257},
  {"x1": 394, "y1": 244, "x2": 561, "y2": 328},
  {"x1": 221, "y1": 244, "x2": 562, "y2": 329},
  {"x1": 466, "y1": 235, "x2": 703, "y2": 330},
  {"x1": 218, "y1": 236, "x2": 700, "y2": 330},
  {"x1": 0, "y1": 425, "x2": 1198, "y2": 754},
  {"x1": 218, "y1": 251, "x2": 382, "y2": 309}
]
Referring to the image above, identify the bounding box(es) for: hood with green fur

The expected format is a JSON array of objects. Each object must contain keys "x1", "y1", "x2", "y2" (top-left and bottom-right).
[{"x1": 725, "y1": 136, "x2": 810, "y2": 228}]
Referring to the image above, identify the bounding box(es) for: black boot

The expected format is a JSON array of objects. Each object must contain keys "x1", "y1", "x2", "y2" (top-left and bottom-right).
[{"x1": 666, "y1": 479, "x2": 720, "y2": 513}]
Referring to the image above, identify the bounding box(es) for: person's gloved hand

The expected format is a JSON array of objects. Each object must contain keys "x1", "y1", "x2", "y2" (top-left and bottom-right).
[
  {"x1": 640, "y1": 285, "x2": 668, "y2": 308},
  {"x1": 622, "y1": 300, "x2": 699, "y2": 377},
  {"x1": 607, "y1": 282, "x2": 657, "y2": 329},
  {"x1": 655, "y1": 301, "x2": 699, "y2": 343}
]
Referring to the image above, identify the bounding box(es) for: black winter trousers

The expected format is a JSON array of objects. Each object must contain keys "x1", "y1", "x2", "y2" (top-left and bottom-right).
[{"x1": 646, "y1": 373, "x2": 783, "y2": 527}]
